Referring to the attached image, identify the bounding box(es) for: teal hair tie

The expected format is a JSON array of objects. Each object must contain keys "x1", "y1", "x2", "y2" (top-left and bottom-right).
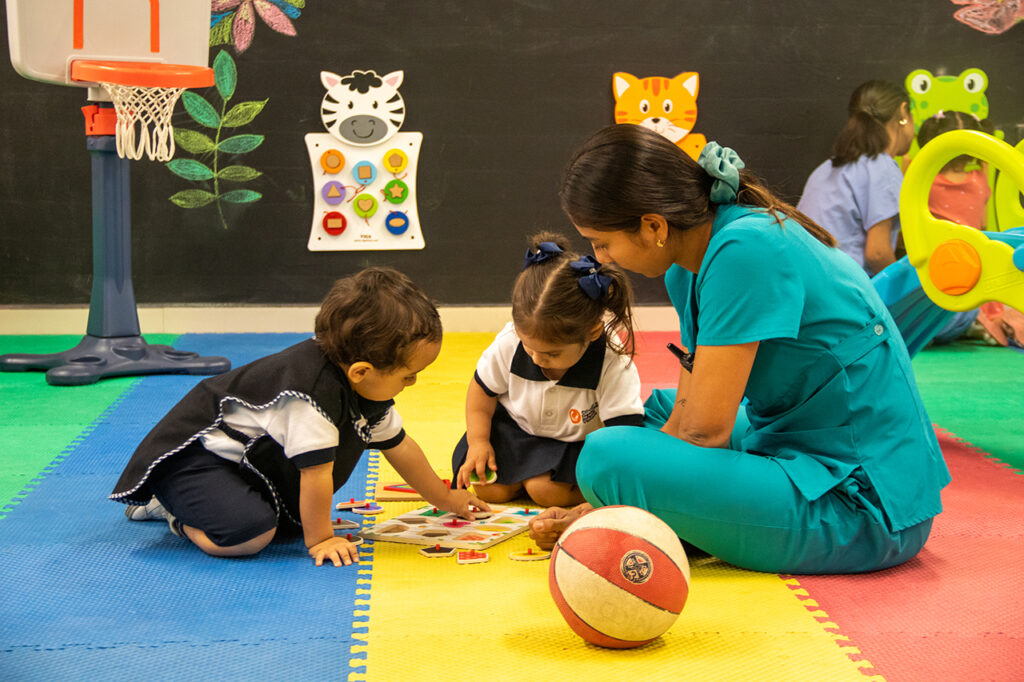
[{"x1": 697, "y1": 141, "x2": 745, "y2": 204}]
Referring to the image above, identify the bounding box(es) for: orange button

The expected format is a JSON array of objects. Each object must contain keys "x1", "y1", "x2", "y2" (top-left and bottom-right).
[
  {"x1": 320, "y1": 150, "x2": 345, "y2": 174},
  {"x1": 928, "y1": 239, "x2": 981, "y2": 296}
]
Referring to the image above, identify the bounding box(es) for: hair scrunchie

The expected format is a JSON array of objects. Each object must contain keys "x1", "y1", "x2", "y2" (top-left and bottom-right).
[
  {"x1": 569, "y1": 255, "x2": 612, "y2": 300},
  {"x1": 522, "y1": 241, "x2": 563, "y2": 270},
  {"x1": 697, "y1": 141, "x2": 745, "y2": 204}
]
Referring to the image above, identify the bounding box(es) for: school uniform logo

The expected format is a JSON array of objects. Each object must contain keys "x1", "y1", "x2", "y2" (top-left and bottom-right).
[{"x1": 569, "y1": 401, "x2": 599, "y2": 425}]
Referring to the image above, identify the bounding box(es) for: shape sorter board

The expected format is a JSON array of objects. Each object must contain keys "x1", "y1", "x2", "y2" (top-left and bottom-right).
[
  {"x1": 360, "y1": 505, "x2": 537, "y2": 550},
  {"x1": 305, "y1": 131, "x2": 424, "y2": 251}
]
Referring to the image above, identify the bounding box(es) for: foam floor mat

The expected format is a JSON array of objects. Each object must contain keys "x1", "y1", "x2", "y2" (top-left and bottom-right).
[{"x1": 2, "y1": 333, "x2": 1020, "y2": 681}]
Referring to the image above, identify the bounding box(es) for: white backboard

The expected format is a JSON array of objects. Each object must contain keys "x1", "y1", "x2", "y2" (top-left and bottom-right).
[{"x1": 7, "y1": 0, "x2": 211, "y2": 87}]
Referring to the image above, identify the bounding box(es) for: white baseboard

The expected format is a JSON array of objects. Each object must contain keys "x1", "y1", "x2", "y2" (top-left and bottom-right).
[{"x1": 0, "y1": 305, "x2": 679, "y2": 334}]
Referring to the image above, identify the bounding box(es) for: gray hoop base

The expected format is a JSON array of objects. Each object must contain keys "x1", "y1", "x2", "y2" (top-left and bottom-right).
[{"x1": 0, "y1": 334, "x2": 231, "y2": 386}]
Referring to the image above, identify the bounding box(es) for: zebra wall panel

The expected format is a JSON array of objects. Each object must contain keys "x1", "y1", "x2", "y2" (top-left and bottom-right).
[{"x1": 305, "y1": 69, "x2": 425, "y2": 251}]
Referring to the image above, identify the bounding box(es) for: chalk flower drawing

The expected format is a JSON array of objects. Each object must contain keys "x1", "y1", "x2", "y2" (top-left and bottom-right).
[{"x1": 210, "y1": 0, "x2": 304, "y2": 53}]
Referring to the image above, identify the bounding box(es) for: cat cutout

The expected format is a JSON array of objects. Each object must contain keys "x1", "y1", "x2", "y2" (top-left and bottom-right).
[
  {"x1": 613, "y1": 71, "x2": 707, "y2": 160},
  {"x1": 320, "y1": 69, "x2": 406, "y2": 146}
]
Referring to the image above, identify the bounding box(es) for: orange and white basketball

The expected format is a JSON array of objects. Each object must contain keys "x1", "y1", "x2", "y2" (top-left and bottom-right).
[{"x1": 548, "y1": 505, "x2": 690, "y2": 648}]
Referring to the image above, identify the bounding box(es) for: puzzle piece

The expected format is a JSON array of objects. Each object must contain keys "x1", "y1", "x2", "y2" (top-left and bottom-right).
[
  {"x1": 510, "y1": 547, "x2": 551, "y2": 561},
  {"x1": 457, "y1": 550, "x2": 489, "y2": 565},
  {"x1": 340, "y1": 533, "x2": 364, "y2": 547},
  {"x1": 335, "y1": 498, "x2": 367, "y2": 511},
  {"x1": 352, "y1": 502, "x2": 384, "y2": 515},
  {"x1": 332, "y1": 518, "x2": 360, "y2": 530},
  {"x1": 468, "y1": 467, "x2": 497, "y2": 484},
  {"x1": 419, "y1": 544, "x2": 457, "y2": 558}
]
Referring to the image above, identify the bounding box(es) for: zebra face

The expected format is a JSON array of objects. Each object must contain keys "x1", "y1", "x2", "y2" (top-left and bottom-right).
[{"x1": 320, "y1": 69, "x2": 406, "y2": 147}]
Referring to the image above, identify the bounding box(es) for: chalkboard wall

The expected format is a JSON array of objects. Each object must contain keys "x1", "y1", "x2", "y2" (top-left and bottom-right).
[{"x1": 1, "y1": 1, "x2": 1021, "y2": 306}]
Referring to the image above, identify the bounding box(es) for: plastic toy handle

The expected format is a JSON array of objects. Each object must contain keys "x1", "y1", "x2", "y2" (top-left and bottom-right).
[{"x1": 899, "y1": 129, "x2": 1024, "y2": 311}]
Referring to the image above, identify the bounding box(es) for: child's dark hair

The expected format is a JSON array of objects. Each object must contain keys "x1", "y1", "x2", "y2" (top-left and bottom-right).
[
  {"x1": 831, "y1": 80, "x2": 909, "y2": 166},
  {"x1": 559, "y1": 124, "x2": 836, "y2": 248},
  {"x1": 513, "y1": 231, "x2": 635, "y2": 356},
  {"x1": 315, "y1": 267, "x2": 442, "y2": 370},
  {"x1": 917, "y1": 110, "x2": 989, "y2": 172}
]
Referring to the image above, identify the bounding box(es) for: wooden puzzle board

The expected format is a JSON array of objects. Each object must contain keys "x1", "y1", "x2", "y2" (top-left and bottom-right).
[{"x1": 361, "y1": 504, "x2": 537, "y2": 549}]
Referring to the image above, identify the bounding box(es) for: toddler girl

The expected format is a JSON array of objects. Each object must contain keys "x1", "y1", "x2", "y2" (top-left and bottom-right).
[{"x1": 452, "y1": 232, "x2": 644, "y2": 508}]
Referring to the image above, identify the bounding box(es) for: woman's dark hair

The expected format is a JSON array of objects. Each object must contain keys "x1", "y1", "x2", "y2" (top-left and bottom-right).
[
  {"x1": 831, "y1": 80, "x2": 909, "y2": 166},
  {"x1": 916, "y1": 110, "x2": 989, "y2": 172},
  {"x1": 559, "y1": 124, "x2": 836, "y2": 248},
  {"x1": 315, "y1": 267, "x2": 442, "y2": 370},
  {"x1": 513, "y1": 231, "x2": 635, "y2": 356}
]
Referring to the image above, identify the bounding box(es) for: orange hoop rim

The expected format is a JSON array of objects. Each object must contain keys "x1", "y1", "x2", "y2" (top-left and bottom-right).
[{"x1": 70, "y1": 60, "x2": 213, "y2": 88}]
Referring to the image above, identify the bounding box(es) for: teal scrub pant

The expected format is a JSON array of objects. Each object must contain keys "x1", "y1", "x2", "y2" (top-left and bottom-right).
[{"x1": 576, "y1": 389, "x2": 933, "y2": 574}]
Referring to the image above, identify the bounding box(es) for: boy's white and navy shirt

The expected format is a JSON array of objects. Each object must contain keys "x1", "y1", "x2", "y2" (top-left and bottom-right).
[
  {"x1": 474, "y1": 323, "x2": 644, "y2": 441},
  {"x1": 110, "y1": 338, "x2": 404, "y2": 506}
]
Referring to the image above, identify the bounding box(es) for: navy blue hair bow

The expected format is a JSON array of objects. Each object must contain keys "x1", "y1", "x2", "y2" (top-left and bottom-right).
[
  {"x1": 522, "y1": 241, "x2": 564, "y2": 269},
  {"x1": 570, "y1": 255, "x2": 612, "y2": 300}
]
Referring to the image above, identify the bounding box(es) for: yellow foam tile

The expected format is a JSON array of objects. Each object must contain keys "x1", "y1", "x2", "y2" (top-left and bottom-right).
[{"x1": 359, "y1": 333, "x2": 876, "y2": 681}]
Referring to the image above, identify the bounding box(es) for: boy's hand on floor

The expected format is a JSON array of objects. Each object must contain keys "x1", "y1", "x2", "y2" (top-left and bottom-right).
[{"x1": 308, "y1": 536, "x2": 360, "y2": 567}]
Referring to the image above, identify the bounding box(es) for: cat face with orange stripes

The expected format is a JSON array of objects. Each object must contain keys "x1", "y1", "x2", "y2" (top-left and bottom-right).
[{"x1": 613, "y1": 72, "x2": 707, "y2": 160}]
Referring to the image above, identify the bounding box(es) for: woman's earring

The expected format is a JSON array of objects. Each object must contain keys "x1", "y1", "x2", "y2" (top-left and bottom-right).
[
  {"x1": 899, "y1": 118, "x2": 907, "y2": 126},
  {"x1": 656, "y1": 239, "x2": 665, "y2": 248}
]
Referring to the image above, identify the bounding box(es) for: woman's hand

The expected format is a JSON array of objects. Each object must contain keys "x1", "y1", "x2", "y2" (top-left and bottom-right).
[
  {"x1": 528, "y1": 503, "x2": 594, "y2": 550},
  {"x1": 308, "y1": 535, "x2": 360, "y2": 567}
]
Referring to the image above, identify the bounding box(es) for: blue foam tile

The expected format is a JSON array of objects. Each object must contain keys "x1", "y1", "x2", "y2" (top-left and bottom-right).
[
  {"x1": 0, "y1": 334, "x2": 373, "y2": 677},
  {"x1": 3, "y1": 639, "x2": 359, "y2": 681}
]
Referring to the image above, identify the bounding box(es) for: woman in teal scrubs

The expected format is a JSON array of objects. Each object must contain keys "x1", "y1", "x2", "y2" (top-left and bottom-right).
[{"x1": 530, "y1": 124, "x2": 949, "y2": 574}]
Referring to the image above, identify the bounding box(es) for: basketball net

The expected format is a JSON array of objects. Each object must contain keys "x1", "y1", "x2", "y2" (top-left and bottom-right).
[{"x1": 100, "y1": 82, "x2": 185, "y2": 161}]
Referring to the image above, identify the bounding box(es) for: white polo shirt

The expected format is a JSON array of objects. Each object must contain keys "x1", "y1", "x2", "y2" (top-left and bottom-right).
[{"x1": 474, "y1": 323, "x2": 644, "y2": 442}]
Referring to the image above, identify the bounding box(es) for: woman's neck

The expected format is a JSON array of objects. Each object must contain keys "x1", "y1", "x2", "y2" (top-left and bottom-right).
[{"x1": 671, "y1": 219, "x2": 714, "y2": 274}]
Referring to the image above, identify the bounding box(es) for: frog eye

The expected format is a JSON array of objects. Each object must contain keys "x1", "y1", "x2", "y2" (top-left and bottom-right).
[
  {"x1": 639, "y1": 99, "x2": 650, "y2": 114},
  {"x1": 961, "y1": 69, "x2": 987, "y2": 94},
  {"x1": 909, "y1": 73, "x2": 932, "y2": 94},
  {"x1": 662, "y1": 99, "x2": 673, "y2": 113}
]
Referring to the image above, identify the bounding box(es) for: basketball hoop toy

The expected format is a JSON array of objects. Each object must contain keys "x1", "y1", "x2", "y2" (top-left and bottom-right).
[
  {"x1": 0, "y1": 1, "x2": 230, "y2": 385},
  {"x1": 71, "y1": 61, "x2": 212, "y2": 161}
]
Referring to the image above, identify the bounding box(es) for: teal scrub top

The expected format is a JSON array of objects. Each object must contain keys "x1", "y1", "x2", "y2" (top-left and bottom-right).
[{"x1": 665, "y1": 203, "x2": 949, "y2": 532}]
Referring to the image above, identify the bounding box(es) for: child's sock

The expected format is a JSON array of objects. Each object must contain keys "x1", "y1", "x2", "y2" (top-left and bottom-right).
[{"x1": 124, "y1": 497, "x2": 170, "y2": 521}]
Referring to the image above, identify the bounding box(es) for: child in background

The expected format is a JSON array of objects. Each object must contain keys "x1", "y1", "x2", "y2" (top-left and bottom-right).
[
  {"x1": 113, "y1": 268, "x2": 488, "y2": 567},
  {"x1": 452, "y1": 232, "x2": 644, "y2": 508},
  {"x1": 916, "y1": 110, "x2": 991, "y2": 229}
]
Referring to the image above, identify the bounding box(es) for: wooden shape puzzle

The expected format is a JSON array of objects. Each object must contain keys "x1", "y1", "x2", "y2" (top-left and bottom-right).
[{"x1": 360, "y1": 504, "x2": 534, "y2": 550}]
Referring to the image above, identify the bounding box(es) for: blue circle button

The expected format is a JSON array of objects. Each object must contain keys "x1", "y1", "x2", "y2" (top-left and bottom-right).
[{"x1": 385, "y1": 211, "x2": 410, "y2": 235}]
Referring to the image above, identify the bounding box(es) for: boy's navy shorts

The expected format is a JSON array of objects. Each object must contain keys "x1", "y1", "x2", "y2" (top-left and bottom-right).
[{"x1": 148, "y1": 441, "x2": 295, "y2": 547}]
